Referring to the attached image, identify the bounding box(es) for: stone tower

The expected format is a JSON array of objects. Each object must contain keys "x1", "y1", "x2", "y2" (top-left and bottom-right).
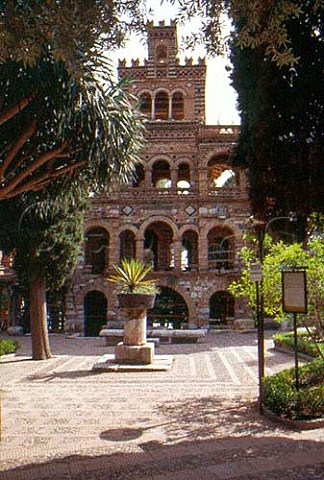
[{"x1": 65, "y1": 21, "x2": 250, "y2": 336}]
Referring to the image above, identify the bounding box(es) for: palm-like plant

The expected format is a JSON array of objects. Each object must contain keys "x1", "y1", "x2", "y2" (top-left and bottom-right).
[{"x1": 108, "y1": 258, "x2": 159, "y2": 294}]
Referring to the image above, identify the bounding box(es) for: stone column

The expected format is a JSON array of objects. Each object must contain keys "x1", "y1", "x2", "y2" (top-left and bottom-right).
[
  {"x1": 136, "y1": 237, "x2": 144, "y2": 262},
  {"x1": 173, "y1": 238, "x2": 182, "y2": 272},
  {"x1": 123, "y1": 308, "x2": 147, "y2": 345}
]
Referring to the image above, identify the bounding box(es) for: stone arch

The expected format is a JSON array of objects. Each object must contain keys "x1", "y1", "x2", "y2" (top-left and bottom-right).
[
  {"x1": 139, "y1": 216, "x2": 178, "y2": 238},
  {"x1": 174, "y1": 156, "x2": 194, "y2": 169},
  {"x1": 84, "y1": 220, "x2": 109, "y2": 233},
  {"x1": 200, "y1": 220, "x2": 241, "y2": 240},
  {"x1": 147, "y1": 154, "x2": 172, "y2": 169},
  {"x1": 209, "y1": 290, "x2": 235, "y2": 326},
  {"x1": 84, "y1": 290, "x2": 108, "y2": 336}
]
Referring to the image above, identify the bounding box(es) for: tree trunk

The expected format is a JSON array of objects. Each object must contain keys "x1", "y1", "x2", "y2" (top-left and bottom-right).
[{"x1": 29, "y1": 259, "x2": 52, "y2": 360}]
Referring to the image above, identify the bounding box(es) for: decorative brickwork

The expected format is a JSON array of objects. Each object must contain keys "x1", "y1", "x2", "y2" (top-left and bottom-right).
[{"x1": 65, "y1": 22, "x2": 251, "y2": 336}]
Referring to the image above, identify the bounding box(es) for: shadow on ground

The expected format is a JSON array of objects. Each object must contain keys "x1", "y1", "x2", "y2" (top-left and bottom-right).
[
  {"x1": 1, "y1": 435, "x2": 323, "y2": 480},
  {"x1": 1, "y1": 397, "x2": 323, "y2": 480}
]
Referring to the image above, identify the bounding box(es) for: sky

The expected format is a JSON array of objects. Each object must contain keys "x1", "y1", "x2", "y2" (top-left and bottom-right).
[{"x1": 110, "y1": 2, "x2": 240, "y2": 126}]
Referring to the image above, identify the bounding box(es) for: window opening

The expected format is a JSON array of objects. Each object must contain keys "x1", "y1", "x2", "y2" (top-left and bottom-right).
[
  {"x1": 156, "y1": 44, "x2": 168, "y2": 63},
  {"x1": 155, "y1": 91, "x2": 169, "y2": 120},
  {"x1": 172, "y1": 92, "x2": 184, "y2": 120},
  {"x1": 132, "y1": 163, "x2": 145, "y2": 188},
  {"x1": 207, "y1": 227, "x2": 234, "y2": 270},
  {"x1": 144, "y1": 222, "x2": 174, "y2": 271},
  {"x1": 181, "y1": 230, "x2": 198, "y2": 271},
  {"x1": 177, "y1": 163, "x2": 191, "y2": 193},
  {"x1": 139, "y1": 93, "x2": 151, "y2": 118},
  {"x1": 152, "y1": 160, "x2": 171, "y2": 188},
  {"x1": 119, "y1": 230, "x2": 136, "y2": 261},
  {"x1": 85, "y1": 227, "x2": 108, "y2": 274},
  {"x1": 208, "y1": 157, "x2": 237, "y2": 187}
]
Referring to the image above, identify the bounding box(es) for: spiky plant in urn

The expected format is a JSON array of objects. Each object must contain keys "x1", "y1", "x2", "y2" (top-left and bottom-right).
[{"x1": 107, "y1": 259, "x2": 159, "y2": 364}]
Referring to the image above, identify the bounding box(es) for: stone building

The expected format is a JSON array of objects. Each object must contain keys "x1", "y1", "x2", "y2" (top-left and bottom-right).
[{"x1": 65, "y1": 21, "x2": 251, "y2": 336}]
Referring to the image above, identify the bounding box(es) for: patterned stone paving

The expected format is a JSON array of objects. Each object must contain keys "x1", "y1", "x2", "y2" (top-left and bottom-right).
[{"x1": 0, "y1": 331, "x2": 323, "y2": 479}]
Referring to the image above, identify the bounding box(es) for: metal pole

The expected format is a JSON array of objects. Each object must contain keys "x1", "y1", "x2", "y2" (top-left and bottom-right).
[
  {"x1": 293, "y1": 312, "x2": 299, "y2": 392},
  {"x1": 257, "y1": 225, "x2": 265, "y2": 414},
  {"x1": 257, "y1": 280, "x2": 265, "y2": 413}
]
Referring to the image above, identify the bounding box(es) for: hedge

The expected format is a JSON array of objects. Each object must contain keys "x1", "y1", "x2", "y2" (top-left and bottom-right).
[
  {"x1": 273, "y1": 331, "x2": 324, "y2": 357},
  {"x1": 263, "y1": 357, "x2": 324, "y2": 420}
]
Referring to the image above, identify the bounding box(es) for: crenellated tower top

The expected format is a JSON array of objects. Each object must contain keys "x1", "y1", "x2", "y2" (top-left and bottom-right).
[{"x1": 118, "y1": 21, "x2": 206, "y2": 123}]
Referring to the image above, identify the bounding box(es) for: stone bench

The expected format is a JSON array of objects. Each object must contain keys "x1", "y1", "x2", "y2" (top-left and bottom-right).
[
  {"x1": 148, "y1": 329, "x2": 206, "y2": 344},
  {"x1": 99, "y1": 328, "x2": 206, "y2": 346},
  {"x1": 99, "y1": 329, "x2": 160, "y2": 347}
]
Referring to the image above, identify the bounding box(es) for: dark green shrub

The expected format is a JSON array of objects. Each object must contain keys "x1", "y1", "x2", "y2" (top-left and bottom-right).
[
  {"x1": 273, "y1": 331, "x2": 324, "y2": 357},
  {"x1": 264, "y1": 358, "x2": 324, "y2": 420},
  {"x1": 0, "y1": 338, "x2": 19, "y2": 356}
]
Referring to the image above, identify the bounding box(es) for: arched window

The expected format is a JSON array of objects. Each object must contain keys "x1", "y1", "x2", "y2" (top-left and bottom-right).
[
  {"x1": 156, "y1": 44, "x2": 168, "y2": 63},
  {"x1": 85, "y1": 227, "x2": 109, "y2": 274},
  {"x1": 155, "y1": 91, "x2": 169, "y2": 120},
  {"x1": 181, "y1": 230, "x2": 198, "y2": 271},
  {"x1": 207, "y1": 226, "x2": 234, "y2": 271},
  {"x1": 172, "y1": 92, "x2": 184, "y2": 120},
  {"x1": 144, "y1": 222, "x2": 174, "y2": 271},
  {"x1": 152, "y1": 160, "x2": 171, "y2": 188},
  {"x1": 139, "y1": 93, "x2": 151, "y2": 118},
  {"x1": 208, "y1": 157, "x2": 237, "y2": 187},
  {"x1": 177, "y1": 163, "x2": 191, "y2": 192},
  {"x1": 132, "y1": 162, "x2": 145, "y2": 188}
]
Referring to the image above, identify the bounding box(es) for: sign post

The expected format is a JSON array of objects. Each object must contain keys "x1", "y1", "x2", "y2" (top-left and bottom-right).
[{"x1": 281, "y1": 268, "x2": 307, "y2": 412}]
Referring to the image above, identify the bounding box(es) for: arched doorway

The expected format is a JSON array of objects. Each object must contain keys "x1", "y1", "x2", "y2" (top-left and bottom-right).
[
  {"x1": 84, "y1": 290, "x2": 107, "y2": 336},
  {"x1": 148, "y1": 287, "x2": 188, "y2": 329},
  {"x1": 209, "y1": 291, "x2": 235, "y2": 327}
]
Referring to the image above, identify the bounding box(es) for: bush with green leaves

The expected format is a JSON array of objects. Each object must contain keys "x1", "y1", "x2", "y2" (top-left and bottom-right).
[
  {"x1": 273, "y1": 331, "x2": 324, "y2": 358},
  {"x1": 0, "y1": 338, "x2": 19, "y2": 356},
  {"x1": 263, "y1": 358, "x2": 324, "y2": 420},
  {"x1": 228, "y1": 237, "x2": 324, "y2": 338}
]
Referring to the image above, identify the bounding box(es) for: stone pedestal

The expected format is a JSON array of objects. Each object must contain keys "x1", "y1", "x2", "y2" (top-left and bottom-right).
[
  {"x1": 113, "y1": 293, "x2": 157, "y2": 365},
  {"x1": 115, "y1": 342, "x2": 155, "y2": 365},
  {"x1": 123, "y1": 308, "x2": 147, "y2": 345}
]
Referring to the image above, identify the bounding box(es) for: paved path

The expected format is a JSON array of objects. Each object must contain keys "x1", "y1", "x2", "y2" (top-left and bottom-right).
[{"x1": 0, "y1": 331, "x2": 323, "y2": 479}]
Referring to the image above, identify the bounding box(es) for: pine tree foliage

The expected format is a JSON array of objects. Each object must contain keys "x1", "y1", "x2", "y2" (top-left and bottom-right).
[{"x1": 230, "y1": 0, "x2": 323, "y2": 231}]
